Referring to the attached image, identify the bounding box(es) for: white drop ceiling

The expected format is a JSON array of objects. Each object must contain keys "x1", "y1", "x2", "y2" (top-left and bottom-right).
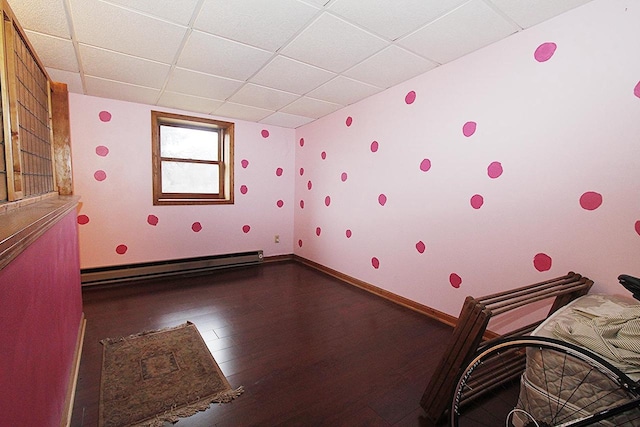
[{"x1": 12, "y1": 0, "x2": 594, "y2": 128}]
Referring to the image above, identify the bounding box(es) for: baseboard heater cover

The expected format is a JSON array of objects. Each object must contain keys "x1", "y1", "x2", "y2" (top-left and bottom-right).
[{"x1": 81, "y1": 250, "x2": 263, "y2": 285}]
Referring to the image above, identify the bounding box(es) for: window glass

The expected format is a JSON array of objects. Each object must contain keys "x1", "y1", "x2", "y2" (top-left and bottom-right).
[
  {"x1": 160, "y1": 125, "x2": 219, "y2": 161},
  {"x1": 161, "y1": 161, "x2": 219, "y2": 194}
]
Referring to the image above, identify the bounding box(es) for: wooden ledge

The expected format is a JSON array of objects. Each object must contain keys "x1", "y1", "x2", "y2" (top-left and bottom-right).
[{"x1": 0, "y1": 194, "x2": 80, "y2": 271}]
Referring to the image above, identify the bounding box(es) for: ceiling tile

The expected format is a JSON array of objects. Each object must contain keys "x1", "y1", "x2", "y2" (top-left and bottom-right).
[
  {"x1": 343, "y1": 45, "x2": 438, "y2": 89},
  {"x1": 102, "y1": 0, "x2": 201, "y2": 26},
  {"x1": 307, "y1": 76, "x2": 382, "y2": 105},
  {"x1": 228, "y1": 84, "x2": 299, "y2": 111},
  {"x1": 214, "y1": 102, "x2": 274, "y2": 122},
  {"x1": 301, "y1": 0, "x2": 331, "y2": 7},
  {"x1": 250, "y1": 56, "x2": 335, "y2": 95},
  {"x1": 195, "y1": 0, "x2": 319, "y2": 51},
  {"x1": 490, "y1": 0, "x2": 594, "y2": 28},
  {"x1": 329, "y1": 0, "x2": 467, "y2": 40},
  {"x1": 79, "y1": 45, "x2": 170, "y2": 89},
  {"x1": 84, "y1": 76, "x2": 160, "y2": 105},
  {"x1": 24, "y1": 31, "x2": 79, "y2": 72},
  {"x1": 280, "y1": 96, "x2": 342, "y2": 118},
  {"x1": 178, "y1": 31, "x2": 273, "y2": 81},
  {"x1": 10, "y1": 0, "x2": 70, "y2": 38},
  {"x1": 260, "y1": 112, "x2": 315, "y2": 128},
  {"x1": 280, "y1": 12, "x2": 388, "y2": 73},
  {"x1": 46, "y1": 68, "x2": 84, "y2": 93},
  {"x1": 398, "y1": 0, "x2": 520, "y2": 64},
  {"x1": 69, "y1": 0, "x2": 187, "y2": 63},
  {"x1": 157, "y1": 92, "x2": 224, "y2": 115},
  {"x1": 165, "y1": 68, "x2": 244, "y2": 100}
]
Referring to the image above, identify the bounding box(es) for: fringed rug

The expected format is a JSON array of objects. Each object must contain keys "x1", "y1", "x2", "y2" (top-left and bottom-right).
[{"x1": 99, "y1": 322, "x2": 243, "y2": 427}]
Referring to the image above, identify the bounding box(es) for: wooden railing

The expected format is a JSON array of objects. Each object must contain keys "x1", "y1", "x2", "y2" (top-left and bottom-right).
[{"x1": 420, "y1": 271, "x2": 593, "y2": 425}]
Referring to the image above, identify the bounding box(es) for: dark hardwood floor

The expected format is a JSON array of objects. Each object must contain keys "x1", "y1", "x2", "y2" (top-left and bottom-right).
[{"x1": 71, "y1": 261, "x2": 453, "y2": 427}]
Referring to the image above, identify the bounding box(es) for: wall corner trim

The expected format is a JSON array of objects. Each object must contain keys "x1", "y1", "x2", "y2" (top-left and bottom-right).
[
  {"x1": 60, "y1": 314, "x2": 86, "y2": 427},
  {"x1": 292, "y1": 255, "x2": 457, "y2": 327}
]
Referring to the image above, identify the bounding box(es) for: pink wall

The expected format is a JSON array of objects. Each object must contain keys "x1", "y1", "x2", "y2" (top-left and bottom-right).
[
  {"x1": 294, "y1": 0, "x2": 640, "y2": 317},
  {"x1": 69, "y1": 94, "x2": 295, "y2": 269},
  {"x1": 0, "y1": 211, "x2": 83, "y2": 426}
]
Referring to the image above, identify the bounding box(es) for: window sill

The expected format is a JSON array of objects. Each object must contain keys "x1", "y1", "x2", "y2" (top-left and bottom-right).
[{"x1": 0, "y1": 193, "x2": 80, "y2": 271}]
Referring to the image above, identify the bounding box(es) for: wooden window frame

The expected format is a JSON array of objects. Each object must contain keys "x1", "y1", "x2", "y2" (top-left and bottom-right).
[{"x1": 151, "y1": 111, "x2": 234, "y2": 205}]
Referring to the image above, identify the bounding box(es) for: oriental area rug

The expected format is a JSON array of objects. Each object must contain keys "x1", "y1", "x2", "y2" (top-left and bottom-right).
[{"x1": 99, "y1": 322, "x2": 243, "y2": 427}]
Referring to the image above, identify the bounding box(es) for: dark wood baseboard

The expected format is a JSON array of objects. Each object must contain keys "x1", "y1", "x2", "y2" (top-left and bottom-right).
[
  {"x1": 61, "y1": 314, "x2": 86, "y2": 427},
  {"x1": 292, "y1": 254, "x2": 458, "y2": 328}
]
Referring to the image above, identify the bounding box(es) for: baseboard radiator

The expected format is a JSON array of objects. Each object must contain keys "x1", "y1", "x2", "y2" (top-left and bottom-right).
[{"x1": 81, "y1": 250, "x2": 264, "y2": 285}]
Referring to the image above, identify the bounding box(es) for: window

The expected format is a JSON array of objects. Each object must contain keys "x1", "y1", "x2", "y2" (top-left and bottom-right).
[{"x1": 151, "y1": 111, "x2": 234, "y2": 205}]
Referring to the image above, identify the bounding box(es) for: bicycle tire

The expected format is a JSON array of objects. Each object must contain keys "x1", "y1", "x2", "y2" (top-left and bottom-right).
[{"x1": 450, "y1": 336, "x2": 640, "y2": 427}]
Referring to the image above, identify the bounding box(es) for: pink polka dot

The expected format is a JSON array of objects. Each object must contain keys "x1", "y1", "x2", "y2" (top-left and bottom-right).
[
  {"x1": 261, "y1": 129, "x2": 269, "y2": 138},
  {"x1": 325, "y1": 196, "x2": 331, "y2": 207},
  {"x1": 94, "y1": 170, "x2": 107, "y2": 181},
  {"x1": 276, "y1": 200, "x2": 284, "y2": 208},
  {"x1": 96, "y1": 145, "x2": 109, "y2": 157},
  {"x1": 487, "y1": 161, "x2": 503, "y2": 179},
  {"x1": 635, "y1": 220, "x2": 640, "y2": 236},
  {"x1": 115, "y1": 244, "x2": 128, "y2": 255},
  {"x1": 299, "y1": 138, "x2": 305, "y2": 147},
  {"x1": 405, "y1": 90, "x2": 416, "y2": 104},
  {"x1": 147, "y1": 215, "x2": 159, "y2": 226},
  {"x1": 307, "y1": 180, "x2": 312, "y2": 190},
  {"x1": 298, "y1": 239, "x2": 303, "y2": 247},
  {"x1": 346, "y1": 116, "x2": 353, "y2": 127},
  {"x1": 420, "y1": 159, "x2": 431, "y2": 172},
  {"x1": 416, "y1": 241, "x2": 426, "y2": 254},
  {"x1": 315, "y1": 227, "x2": 321, "y2": 236},
  {"x1": 192, "y1": 222, "x2": 202, "y2": 232},
  {"x1": 470, "y1": 194, "x2": 484, "y2": 209},
  {"x1": 341, "y1": 172, "x2": 348, "y2": 182},
  {"x1": 370, "y1": 141, "x2": 379, "y2": 153},
  {"x1": 534, "y1": 42, "x2": 557, "y2": 62},
  {"x1": 276, "y1": 167, "x2": 283, "y2": 176},
  {"x1": 346, "y1": 229, "x2": 352, "y2": 238},
  {"x1": 300, "y1": 200, "x2": 305, "y2": 209},
  {"x1": 533, "y1": 253, "x2": 552, "y2": 272},
  {"x1": 241, "y1": 159, "x2": 249, "y2": 168},
  {"x1": 321, "y1": 151, "x2": 327, "y2": 160},
  {"x1": 579, "y1": 191, "x2": 602, "y2": 210},
  {"x1": 449, "y1": 273, "x2": 462, "y2": 288},
  {"x1": 242, "y1": 225, "x2": 251, "y2": 233},
  {"x1": 240, "y1": 185, "x2": 248, "y2": 195},
  {"x1": 299, "y1": 167, "x2": 304, "y2": 176},
  {"x1": 371, "y1": 257, "x2": 380, "y2": 269},
  {"x1": 99, "y1": 111, "x2": 112, "y2": 122},
  {"x1": 378, "y1": 193, "x2": 387, "y2": 206},
  {"x1": 463, "y1": 121, "x2": 477, "y2": 137},
  {"x1": 77, "y1": 214, "x2": 90, "y2": 225},
  {"x1": 634, "y1": 81, "x2": 640, "y2": 98}
]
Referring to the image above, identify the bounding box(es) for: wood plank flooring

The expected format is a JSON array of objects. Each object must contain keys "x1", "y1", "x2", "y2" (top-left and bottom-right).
[{"x1": 71, "y1": 261, "x2": 453, "y2": 427}]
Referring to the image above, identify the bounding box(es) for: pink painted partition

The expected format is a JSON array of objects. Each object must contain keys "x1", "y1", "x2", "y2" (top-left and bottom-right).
[{"x1": 0, "y1": 211, "x2": 83, "y2": 427}]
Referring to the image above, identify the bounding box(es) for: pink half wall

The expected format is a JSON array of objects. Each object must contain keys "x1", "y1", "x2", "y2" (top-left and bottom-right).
[
  {"x1": 294, "y1": 0, "x2": 640, "y2": 318},
  {"x1": 0, "y1": 211, "x2": 83, "y2": 427}
]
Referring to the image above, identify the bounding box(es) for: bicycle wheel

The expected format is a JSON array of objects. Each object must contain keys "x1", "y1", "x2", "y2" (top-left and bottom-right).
[{"x1": 451, "y1": 336, "x2": 640, "y2": 427}]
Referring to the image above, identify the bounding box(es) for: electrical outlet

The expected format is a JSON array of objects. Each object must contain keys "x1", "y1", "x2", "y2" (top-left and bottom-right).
[{"x1": 274, "y1": 235, "x2": 280, "y2": 243}]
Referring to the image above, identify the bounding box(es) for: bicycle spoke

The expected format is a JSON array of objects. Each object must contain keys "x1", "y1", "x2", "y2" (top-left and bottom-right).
[{"x1": 451, "y1": 337, "x2": 640, "y2": 427}]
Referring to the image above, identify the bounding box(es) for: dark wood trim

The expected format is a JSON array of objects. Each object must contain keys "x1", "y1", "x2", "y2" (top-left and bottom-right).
[
  {"x1": 0, "y1": 194, "x2": 80, "y2": 271},
  {"x1": 60, "y1": 314, "x2": 85, "y2": 427},
  {"x1": 292, "y1": 254, "x2": 458, "y2": 327},
  {"x1": 50, "y1": 82, "x2": 73, "y2": 196}
]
